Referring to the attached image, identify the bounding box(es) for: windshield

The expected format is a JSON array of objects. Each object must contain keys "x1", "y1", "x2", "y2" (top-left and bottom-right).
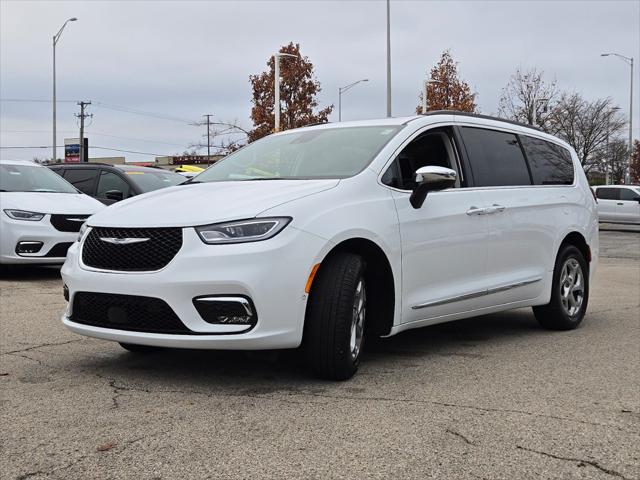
[
  {"x1": 0, "y1": 163, "x2": 78, "y2": 194},
  {"x1": 123, "y1": 169, "x2": 185, "y2": 192},
  {"x1": 194, "y1": 126, "x2": 402, "y2": 182}
]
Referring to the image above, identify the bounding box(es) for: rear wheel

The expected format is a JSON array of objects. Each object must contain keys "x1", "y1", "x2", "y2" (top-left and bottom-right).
[
  {"x1": 304, "y1": 252, "x2": 366, "y2": 380},
  {"x1": 533, "y1": 245, "x2": 589, "y2": 330},
  {"x1": 118, "y1": 342, "x2": 162, "y2": 353}
]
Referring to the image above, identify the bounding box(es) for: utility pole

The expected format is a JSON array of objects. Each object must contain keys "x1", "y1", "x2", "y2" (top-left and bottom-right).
[
  {"x1": 203, "y1": 114, "x2": 212, "y2": 165},
  {"x1": 386, "y1": 0, "x2": 391, "y2": 117},
  {"x1": 76, "y1": 101, "x2": 92, "y2": 163}
]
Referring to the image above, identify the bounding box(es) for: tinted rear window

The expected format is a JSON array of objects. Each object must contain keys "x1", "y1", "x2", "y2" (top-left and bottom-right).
[
  {"x1": 596, "y1": 188, "x2": 620, "y2": 200},
  {"x1": 520, "y1": 136, "x2": 574, "y2": 185},
  {"x1": 63, "y1": 168, "x2": 99, "y2": 195},
  {"x1": 460, "y1": 127, "x2": 531, "y2": 187}
]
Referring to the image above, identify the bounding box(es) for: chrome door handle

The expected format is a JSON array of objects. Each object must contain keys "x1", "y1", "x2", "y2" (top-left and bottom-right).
[
  {"x1": 484, "y1": 204, "x2": 506, "y2": 214},
  {"x1": 466, "y1": 206, "x2": 486, "y2": 216}
]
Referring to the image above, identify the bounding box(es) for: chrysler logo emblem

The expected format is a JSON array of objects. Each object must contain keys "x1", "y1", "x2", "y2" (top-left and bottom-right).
[{"x1": 99, "y1": 237, "x2": 150, "y2": 245}]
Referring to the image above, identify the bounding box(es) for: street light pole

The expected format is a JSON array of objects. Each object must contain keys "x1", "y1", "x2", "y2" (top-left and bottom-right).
[
  {"x1": 601, "y1": 52, "x2": 634, "y2": 184},
  {"x1": 274, "y1": 52, "x2": 297, "y2": 132},
  {"x1": 52, "y1": 17, "x2": 77, "y2": 162},
  {"x1": 606, "y1": 106, "x2": 621, "y2": 185},
  {"x1": 386, "y1": 0, "x2": 391, "y2": 117},
  {"x1": 338, "y1": 79, "x2": 369, "y2": 122}
]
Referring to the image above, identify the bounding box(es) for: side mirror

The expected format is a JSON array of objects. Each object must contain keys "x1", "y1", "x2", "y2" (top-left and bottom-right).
[
  {"x1": 105, "y1": 190, "x2": 124, "y2": 202},
  {"x1": 410, "y1": 166, "x2": 456, "y2": 209}
]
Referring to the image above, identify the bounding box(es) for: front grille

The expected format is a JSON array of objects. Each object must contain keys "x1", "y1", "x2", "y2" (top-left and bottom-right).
[
  {"x1": 82, "y1": 227, "x2": 182, "y2": 271},
  {"x1": 50, "y1": 214, "x2": 89, "y2": 232},
  {"x1": 45, "y1": 242, "x2": 73, "y2": 257},
  {"x1": 71, "y1": 292, "x2": 193, "y2": 334}
]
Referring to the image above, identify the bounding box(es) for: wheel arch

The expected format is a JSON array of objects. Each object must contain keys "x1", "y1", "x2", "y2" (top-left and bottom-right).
[
  {"x1": 307, "y1": 237, "x2": 396, "y2": 337},
  {"x1": 559, "y1": 231, "x2": 591, "y2": 267}
]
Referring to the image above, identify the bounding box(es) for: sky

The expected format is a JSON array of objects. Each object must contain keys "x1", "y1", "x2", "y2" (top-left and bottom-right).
[{"x1": 1, "y1": 0, "x2": 639, "y2": 162}]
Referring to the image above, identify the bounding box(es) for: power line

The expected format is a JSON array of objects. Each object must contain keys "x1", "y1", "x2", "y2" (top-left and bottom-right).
[
  {"x1": 0, "y1": 145, "x2": 164, "y2": 157},
  {"x1": 0, "y1": 98, "x2": 77, "y2": 103},
  {"x1": 1, "y1": 129, "x2": 189, "y2": 147}
]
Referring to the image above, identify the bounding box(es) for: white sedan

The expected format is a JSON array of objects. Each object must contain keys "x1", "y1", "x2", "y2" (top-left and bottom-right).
[
  {"x1": 593, "y1": 185, "x2": 640, "y2": 224},
  {"x1": 0, "y1": 160, "x2": 104, "y2": 265}
]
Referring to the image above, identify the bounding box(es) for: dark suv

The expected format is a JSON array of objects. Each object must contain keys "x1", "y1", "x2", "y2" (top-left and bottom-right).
[{"x1": 48, "y1": 164, "x2": 185, "y2": 205}]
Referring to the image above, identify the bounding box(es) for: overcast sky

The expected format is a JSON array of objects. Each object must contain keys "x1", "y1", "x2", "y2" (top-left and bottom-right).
[{"x1": 1, "y1": 0, "x2": 639, "y2": 162}]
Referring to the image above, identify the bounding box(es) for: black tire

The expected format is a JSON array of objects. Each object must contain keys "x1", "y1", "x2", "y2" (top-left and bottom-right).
[
  {"x1": 533, "y1": 245, "x2": 589, "y2": 330},
  {"x1": 119, "y1": 342, "x2": 162, "y2": 353},
  {"x1": 304, "y1": 252, "x2": 366, "y2": 380}
]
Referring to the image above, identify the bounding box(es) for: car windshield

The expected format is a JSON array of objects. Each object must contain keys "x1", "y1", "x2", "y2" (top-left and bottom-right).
[
  {"x1": 194, "y1": 126, "x2": 402, "y2": 182},
  {"x1": 0, "y1": 163, "x2": 78, "y2": 193},
  {"x1": 122, "y1": 169, "x2": 185, "y2": 192}
]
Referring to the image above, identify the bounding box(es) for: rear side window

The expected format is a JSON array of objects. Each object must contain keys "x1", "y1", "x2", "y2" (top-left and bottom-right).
[
  {"x1": 596, "y1": 188, "x2": 620, "y2": 200},
  {"x1": 460, "y1": 127, "x2": 531, "y2": 187},
  {"x1": 63, "y1": 168, "x2": 98, "y2": 195},
  {"x1": 520, "y1": 136, "x2": 574, "y2": 185}
]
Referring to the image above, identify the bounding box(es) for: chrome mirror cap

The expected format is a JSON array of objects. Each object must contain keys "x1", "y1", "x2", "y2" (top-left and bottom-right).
[{"x1": 415, "y1": 166, "x2": 457, "y2": 184}]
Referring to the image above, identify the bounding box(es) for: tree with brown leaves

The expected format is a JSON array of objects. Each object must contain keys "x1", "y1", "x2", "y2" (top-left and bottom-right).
[
  {"x1": 631, "y1": 139, "x2": 640, "y2": 183},
  {"x1": 248, "y1": 43, "x2": 333, "y2": 142},
  {"x1": 417, "y1": 50, "x2": 477, "y2": 114}
]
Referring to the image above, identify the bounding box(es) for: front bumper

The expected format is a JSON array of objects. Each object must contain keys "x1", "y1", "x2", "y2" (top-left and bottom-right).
[
  {"x1": 61, "y1": 226, "x2": 329, "y2": 350},
  {"x1": 0, "y1": 214, "x2": 78, "y2": 264}
]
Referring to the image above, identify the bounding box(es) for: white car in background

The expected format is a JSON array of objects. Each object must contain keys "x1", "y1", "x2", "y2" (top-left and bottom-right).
[
  {"x1": 0, "y1": 160, "x2": 104, "y2": 265},
  {"x1": 593, "y1": 185, "x2": 640, "y2": 224}
]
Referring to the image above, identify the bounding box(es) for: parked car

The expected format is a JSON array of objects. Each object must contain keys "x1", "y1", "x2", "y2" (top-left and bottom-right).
[
  {"x1": 0, "y1": 160, "x2": 104, "y2": 265},
  {"x1": 592, "y1": 185, "x2": 640, "y2": 224},
  {"x1": 61, "y1": 112, "x2": 599, "y2": 380},
  {"x1": 48, "y1": 163, "x2": 185, "y2": 205}
]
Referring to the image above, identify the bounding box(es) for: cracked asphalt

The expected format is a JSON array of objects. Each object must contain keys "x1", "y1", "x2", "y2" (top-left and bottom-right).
[{"x1": 1, "y1": 228, "x2": 639, "y2": 479}]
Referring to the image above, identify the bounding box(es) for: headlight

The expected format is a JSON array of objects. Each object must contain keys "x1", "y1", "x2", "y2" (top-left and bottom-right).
[
  {"x1": 3, "y1": 209, "x2": 45, "y2": 221},
  {"x1": 195, "y1": 217, "x2": 291, "y2": 244},
  {"x1": 77, "y1": 222, "x2": 89, "y2": 242}
]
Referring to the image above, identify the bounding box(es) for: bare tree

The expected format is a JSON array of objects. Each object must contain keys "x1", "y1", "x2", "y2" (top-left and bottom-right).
[
  {"x1": 593, "y1": 137, "x2": 629, "y2": 184},
  {"x1": 498, "y1": 67, "x2": 558, "y2": 130},
  {"x1": 548, "y1": 93, "x2": 626, "y2": 173},
  {"x1": 189, "y1": 119, "x2": 249, "y2": 155}
]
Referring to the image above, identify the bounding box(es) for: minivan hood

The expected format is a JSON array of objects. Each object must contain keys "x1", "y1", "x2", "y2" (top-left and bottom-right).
[
  {"x1": 0, "y1": 192, "x2": 104, "y2": 215},
  {"x1": 86, "y1": 179, "x2": 340, "y2": 228}
]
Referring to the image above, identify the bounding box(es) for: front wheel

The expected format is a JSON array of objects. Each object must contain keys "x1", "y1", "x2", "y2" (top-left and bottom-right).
[
  {"x1": 304, "y1": 253, "x2": 366, "y2": 380},
  {"x1": 533, "y1": 245, "x2": 589, "y2": 330}
]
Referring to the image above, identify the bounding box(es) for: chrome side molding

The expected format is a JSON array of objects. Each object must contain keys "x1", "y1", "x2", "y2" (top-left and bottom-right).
[{"x1": 411, "y1": 277, "x2": 542, "y2": 310}]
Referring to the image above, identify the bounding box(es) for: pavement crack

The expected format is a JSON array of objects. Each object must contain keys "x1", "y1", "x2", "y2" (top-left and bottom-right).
[
  {"x1": 2, "y1": 339, "x2": 83, "y2": 356},
  {"x1": 445, "y1": 428, "x2": 475, "y2": 445},
  {"x1": 516, "y1": 445, "x2": 632, "y2": 480}
]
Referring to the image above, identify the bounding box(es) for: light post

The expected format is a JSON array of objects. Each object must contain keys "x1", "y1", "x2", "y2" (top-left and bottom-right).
[
  {"x1": 386, "y1": 0, "x2": 391, "y2": 117},
  {"x1": 274, "y1": 52, "x2": 297, "y2": 132},
  {"x1": 52, "y1": 17, "x2": 77, "y2": 162},
  {"x1": 601, "y1": 52, "x2": 634, "y2": 183},
  {"x1": 422, "y1": 79, "x2": 442, "y2": 114},
  {"x1": 338, "y1": 79, "x2": 369, "y2": 122},
  {"x1": 531, "y1": 97, "x2": 549, "y2": 127}
]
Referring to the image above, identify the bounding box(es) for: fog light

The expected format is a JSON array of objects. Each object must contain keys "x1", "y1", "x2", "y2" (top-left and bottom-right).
[
  {"x1": 16, "y1": 241, "x2": 43, "y2": 255},
  {"x1": 193, "y1": 296, "x2": 256, "y2": 325}
]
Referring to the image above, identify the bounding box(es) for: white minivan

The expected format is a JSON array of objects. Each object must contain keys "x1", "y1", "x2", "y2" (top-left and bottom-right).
[{"x1": 61, "y1": 112, "x2": 599, "y2": 380}]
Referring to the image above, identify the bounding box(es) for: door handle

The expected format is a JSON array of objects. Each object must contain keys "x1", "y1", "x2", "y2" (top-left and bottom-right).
[
  {"x1": 617, "y1": 202, "x2": 624, "y2": 206},
  {"x1": 466, "y1": 206, "x2": 486, "y2": 216},
  {"x1": 484, "y1": 204, "x2": 506, "y2": 214}
]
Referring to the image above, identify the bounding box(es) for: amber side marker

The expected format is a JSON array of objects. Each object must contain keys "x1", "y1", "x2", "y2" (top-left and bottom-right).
[{"x1": 305, "y1": 263, "x2": 321, "y2": 293}]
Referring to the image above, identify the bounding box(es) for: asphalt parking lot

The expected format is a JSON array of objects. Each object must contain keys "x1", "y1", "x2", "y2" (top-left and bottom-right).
[{"x1": 1, "y1": 228, "x2": 638, "y2": 480}]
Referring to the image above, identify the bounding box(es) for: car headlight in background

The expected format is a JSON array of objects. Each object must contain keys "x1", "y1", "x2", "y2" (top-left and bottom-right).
[
  {"x1": 3, "y1": 209, "x2": 45, "y2": 221},
  {"x1": 77, "y1": 222, "x2": 89, "y2": 242},
  {"x1": 195, "y1": 217, "x2": 291, "y2": 244}
]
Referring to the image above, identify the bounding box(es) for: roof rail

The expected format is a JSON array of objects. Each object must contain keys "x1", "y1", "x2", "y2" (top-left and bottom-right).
[{"x1": 413, "y1": 110, "x2": 543, "y2": 132}]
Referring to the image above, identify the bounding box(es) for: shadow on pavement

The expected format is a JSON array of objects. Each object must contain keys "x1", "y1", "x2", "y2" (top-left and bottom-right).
[
  {"x1": 0, "y1": 265, "x2": 62, "y2": 281},
  {"x1": 77, "y1": 309, "x2": 544, "y2": 390}
]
